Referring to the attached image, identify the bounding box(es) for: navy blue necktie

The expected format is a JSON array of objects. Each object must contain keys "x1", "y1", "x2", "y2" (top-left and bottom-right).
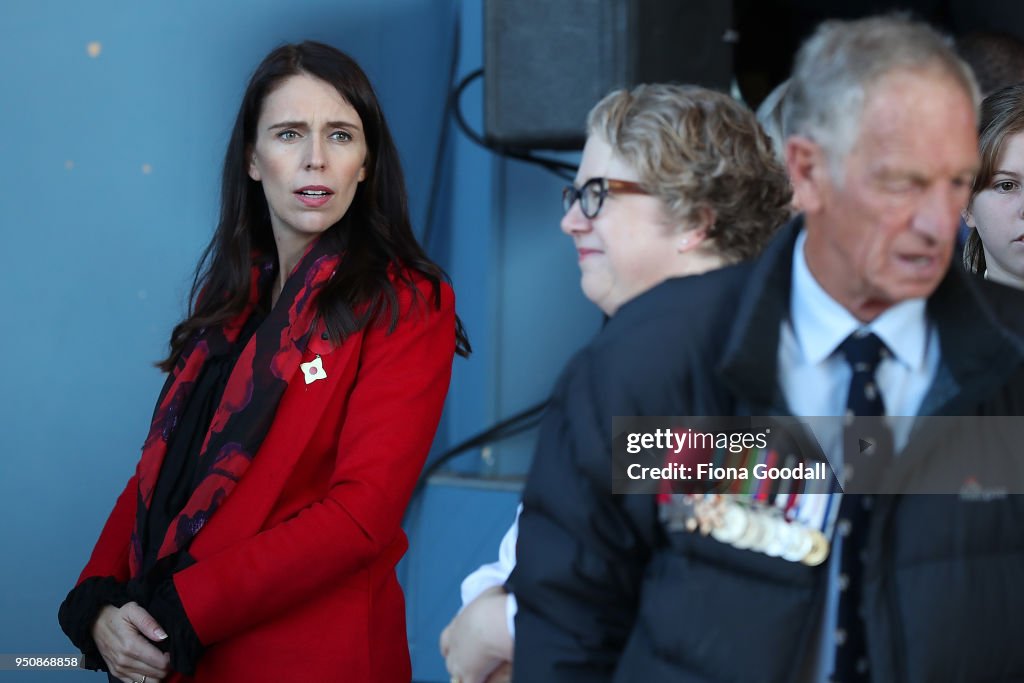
[
  {"x1": 833, "y1": 331, "x2": 889, "y2": 682},
  {"x1": 842, "y1": 332, "x2": 887, "y2": 417}
]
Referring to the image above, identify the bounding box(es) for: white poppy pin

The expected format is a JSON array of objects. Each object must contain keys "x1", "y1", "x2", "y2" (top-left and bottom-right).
[{"x1": 300, "y1": 355, "x2": 327, "y2": 385}]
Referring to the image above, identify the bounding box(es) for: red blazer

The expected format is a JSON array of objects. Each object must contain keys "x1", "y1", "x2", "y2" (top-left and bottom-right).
[{"x1": 77, "y1": 275, "x2": 457, "y2": 682}]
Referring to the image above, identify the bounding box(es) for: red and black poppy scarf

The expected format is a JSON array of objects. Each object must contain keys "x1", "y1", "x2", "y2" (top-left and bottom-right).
[{"x1": 128, "y1": 237, "x2": 339, "y2": 577}]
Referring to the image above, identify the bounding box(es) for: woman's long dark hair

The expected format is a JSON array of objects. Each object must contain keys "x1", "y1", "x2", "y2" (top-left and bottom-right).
[
  {"x1": 964, "y1": 83, "x2": 1024, "y2": 275},
  {"x1": 159, "y1": 41, "x2": 469, "y2": 371}
]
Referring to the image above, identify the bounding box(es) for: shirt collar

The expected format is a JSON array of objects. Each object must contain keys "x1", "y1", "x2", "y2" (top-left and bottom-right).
[{"x1": 789, "y1": 230, "x2": 930, "y2": 371}]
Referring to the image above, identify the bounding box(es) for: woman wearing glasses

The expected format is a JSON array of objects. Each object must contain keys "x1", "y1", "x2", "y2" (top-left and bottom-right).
[{"x1": 439, "y1": 83, "x2": 791, "y2": 683}]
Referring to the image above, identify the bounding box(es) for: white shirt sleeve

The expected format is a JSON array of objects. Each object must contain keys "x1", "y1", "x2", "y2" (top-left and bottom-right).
[
  {"x1": 459, "y1": 504, "x2": 522, "y2": 638},
  {"x1": 505, "y1": 590, "x2": 518, "y2": 638}
]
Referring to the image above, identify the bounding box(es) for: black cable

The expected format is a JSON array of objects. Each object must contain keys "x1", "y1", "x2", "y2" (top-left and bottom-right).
[
  {"x1": 449, "y1": 68, "x2": 488, "y2": 148},
  {"x1": 409, "y1": 399, "x2": 548, "y2": 501},
  {"x1": 451, "y1": 69, "x2": 578, "y2": 182},
  {"x1": 405, "y1": 35, "x2": 576, "y2": 515}
]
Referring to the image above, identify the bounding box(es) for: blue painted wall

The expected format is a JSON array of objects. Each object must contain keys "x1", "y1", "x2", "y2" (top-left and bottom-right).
[
  {"x1": 0, "y1": 1, "x2": 598, "y2": 680},
  {"x1": 402, "y1": 4, "x2": 600, "y2": 680}
]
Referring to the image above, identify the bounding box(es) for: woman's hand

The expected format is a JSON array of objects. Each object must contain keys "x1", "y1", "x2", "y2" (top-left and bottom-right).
[
  {"x1": 439, "y1": 586, "x2": 514, "y2": 683},
  {"x1": 91, "y1": 602, "x2": 171, "y2": 683}
]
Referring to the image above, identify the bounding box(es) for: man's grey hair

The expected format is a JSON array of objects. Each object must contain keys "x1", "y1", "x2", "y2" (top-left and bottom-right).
[
  {"x1": 782, "y1": 14, "x2": 981, "y2": 180},
  {"x1": 756, "y1": 78, "x2": 790, "y2": 164}
]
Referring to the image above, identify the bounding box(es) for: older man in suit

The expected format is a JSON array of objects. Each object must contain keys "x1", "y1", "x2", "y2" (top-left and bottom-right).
[{"x1": 512, "y1": 15, "x2": 1024, "y2": 683}]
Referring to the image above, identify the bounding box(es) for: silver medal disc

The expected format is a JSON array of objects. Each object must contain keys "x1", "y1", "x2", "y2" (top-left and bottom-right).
[
  {"x1": 711, "y1": 501, "x2": 748, "y2": 544},
  {"x1": 732, "y1": 508, "x2": 765, "y2": 550}
]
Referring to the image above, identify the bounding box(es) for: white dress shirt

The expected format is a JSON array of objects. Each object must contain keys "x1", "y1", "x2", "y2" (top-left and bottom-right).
[
  {"x1": 777, "y1": 230, "x2": 940, "y2": 680},
  {"x1": 459, "y1": 504, "x2": 520, "y2": 638}
]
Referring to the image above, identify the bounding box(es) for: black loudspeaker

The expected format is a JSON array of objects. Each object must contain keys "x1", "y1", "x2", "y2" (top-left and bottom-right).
[{"x1": 483, "y1": 0, "x2": 735, "y2": 150}]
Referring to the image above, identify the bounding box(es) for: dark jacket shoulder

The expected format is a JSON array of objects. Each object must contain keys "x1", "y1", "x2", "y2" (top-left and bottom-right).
[{"x1": 578, "y1": 262, "x2": 754, "y2": 417}]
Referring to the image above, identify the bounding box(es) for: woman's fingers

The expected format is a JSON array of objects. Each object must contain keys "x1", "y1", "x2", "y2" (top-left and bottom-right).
[
  {"x1": 122, "y1": 602, "x2": 169, "y2": 643},
  {"x1": 92, "y1": 603, "x2": 172, "y2": 680},
  {"x1": 104, "y1": 643, "x2": 170, "y2": 682}
]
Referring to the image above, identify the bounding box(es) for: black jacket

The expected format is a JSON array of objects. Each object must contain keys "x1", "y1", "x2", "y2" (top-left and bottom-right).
[{"x1": 511, "y1": 218, "x2": 1024, "y2": 683}]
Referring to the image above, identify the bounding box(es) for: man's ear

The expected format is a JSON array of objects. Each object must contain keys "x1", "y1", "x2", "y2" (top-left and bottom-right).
[{"x1": 786, "y1": 135, "x2": 829, "y2": 214}]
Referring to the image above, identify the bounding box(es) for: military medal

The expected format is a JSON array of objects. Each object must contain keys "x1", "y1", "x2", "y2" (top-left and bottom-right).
[
  {"x1": 658, "y1": 438, "x2": 838, "y2": 566},
  {"x1": 691, "y1": 494, "x2": 725, "y2": 535},
  {"x1": 761, "y1": 515, "x2": 791, "y2": 558},
  {"x1": 780, "y1": 522, "x2": 814, "y2": 562},
  {"x1": 733, "y1": 508, "x2": 767, "y2": 550},
  {"x1": 801, "y1": 529, "x2": 830, "y2": 566},
  {"x1": 710, "y1": 500, "x2": 748, "y2": 544}
]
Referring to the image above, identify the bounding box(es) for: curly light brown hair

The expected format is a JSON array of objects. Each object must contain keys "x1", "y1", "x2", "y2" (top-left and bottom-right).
[{"x1": 587, "y1": 83, "x2": 791, "y2": 262}]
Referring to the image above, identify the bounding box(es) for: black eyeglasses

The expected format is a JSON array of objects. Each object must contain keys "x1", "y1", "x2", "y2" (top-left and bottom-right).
[{"x1": 562, "y1": 177, "x2": 650, "y2": 218}]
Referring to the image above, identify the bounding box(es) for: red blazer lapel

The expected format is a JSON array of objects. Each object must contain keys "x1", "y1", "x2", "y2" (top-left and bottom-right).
[{"x1": 186, "y1": 321, "x2": 364, "y2": 557}]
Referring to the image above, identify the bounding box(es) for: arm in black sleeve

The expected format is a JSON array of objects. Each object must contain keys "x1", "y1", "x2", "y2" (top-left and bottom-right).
[
  {"x1": 510, "y1": 347, "x2": 657, "y2": 683},
  {"x1": 124, "y1": 558, "x2": 205, "y2": 677},
  {"x1": 58, "y1": 577, "x2": 131, "y2": 671},
  {"x1": 143, "y1": 579, "x2": 204, "y2": 675}
]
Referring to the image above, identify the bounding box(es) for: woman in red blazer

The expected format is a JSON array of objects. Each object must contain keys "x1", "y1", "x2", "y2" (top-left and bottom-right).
[{"x1": 59, "y1": 41, "x2": 470, "y2": 683}]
